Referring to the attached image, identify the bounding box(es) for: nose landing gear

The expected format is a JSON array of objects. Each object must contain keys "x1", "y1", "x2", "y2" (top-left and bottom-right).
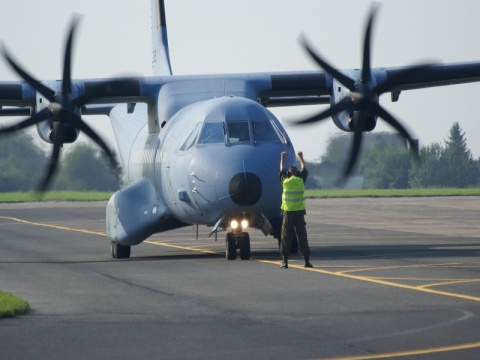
[{"x1": 226, "y1": 232, "x2": 250, "y2": 260}]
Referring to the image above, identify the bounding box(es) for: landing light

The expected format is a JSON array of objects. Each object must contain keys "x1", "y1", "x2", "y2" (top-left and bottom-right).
[{"x1": 230, "y1": 219, "x2": 249, "y2": 230}]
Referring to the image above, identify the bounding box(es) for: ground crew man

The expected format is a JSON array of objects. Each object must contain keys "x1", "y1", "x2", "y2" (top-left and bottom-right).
[{"x1": 279, "y1": 151, "x2": 313, "y2": 269}]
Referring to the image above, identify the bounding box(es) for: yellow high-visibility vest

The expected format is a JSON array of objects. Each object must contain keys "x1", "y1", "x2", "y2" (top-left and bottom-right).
[{"x1": 281, "y1": 176, "x2": 306, "y2": 211}]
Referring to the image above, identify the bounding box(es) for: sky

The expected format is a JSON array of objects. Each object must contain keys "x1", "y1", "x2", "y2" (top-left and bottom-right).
[{"x1": 1, "y1": 0, "x2": 480, "y2": 161}]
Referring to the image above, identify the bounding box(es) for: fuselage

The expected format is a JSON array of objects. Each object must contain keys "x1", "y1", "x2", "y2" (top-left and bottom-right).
[{"x1": 110, "y1": 96, "x2": 297, "y2": 240}]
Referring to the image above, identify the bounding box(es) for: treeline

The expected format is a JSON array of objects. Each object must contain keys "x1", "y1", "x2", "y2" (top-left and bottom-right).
[
  {"x1": 0, "y1": 131, "x2": 120, "y2": 192},
  {"x1": 1, "y1": 122, "x2": 478, "y2": 192},
  {"x1": 305, "y1": 122, "x2": 480, "y2": 189}
]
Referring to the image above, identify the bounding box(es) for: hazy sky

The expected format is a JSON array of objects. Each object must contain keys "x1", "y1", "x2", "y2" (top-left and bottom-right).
[{"x1": 1, "y1": 0, "x2": 480, "y2": 161}]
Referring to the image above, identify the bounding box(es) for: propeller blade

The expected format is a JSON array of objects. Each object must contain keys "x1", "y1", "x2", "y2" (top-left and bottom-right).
[
  {"x1": 341, "y1": 112, "x2": 365, "y2": 179},
  {"x1": 0, "y1": 108, "x2": 52, "y2": 134},
  {"x1": 300, "y1": 35, "x2": 355, "y2": 91},
  {"x1": 70, "y1": 115, "x2": 121, "y2": 172},
  {"x1": 293, "y1": 97, "x2": 352, "y2": 126},
  {"x1": 36, "y1": 122, "x2": 64, "y2": 193},
  {"x1": 2, "y1": 16, "x2": 123, "y2": 193},
  {"x1": 373, "y1": 103, "x2": 419, "y2": 158},
  {"x1": 62, "y1": 17, "x2": 80, "y2": 95},
  {"x1": 360, "y1": 6, "x2": 379, "y2": 83},
  {"x1": 2, "y1": 48, "x2": 55, "y2": 102}
]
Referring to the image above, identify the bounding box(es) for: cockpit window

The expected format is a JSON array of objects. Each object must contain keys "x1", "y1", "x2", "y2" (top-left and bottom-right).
[
  {"x1": 178, "y1": 122, "x2": 201, "y2": 152},
  {"x1": 227, "y1": 121, "x2": 250, "y2": 144},
  {"x1": 197, "y1": 122, "x2": 225, "y2": 145},
  {"x1": 253, "y1": 120, "x2": 279, "y2": 143},
  {"x1": 269, "y1": 118, "x2": 288, "y2": 145}
]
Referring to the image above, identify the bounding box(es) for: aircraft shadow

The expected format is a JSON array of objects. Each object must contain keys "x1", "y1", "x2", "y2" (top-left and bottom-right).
[
  {"x1": 305, "y1": 242, "x2": 480, "y2": 261},
  {"x1": 135, "y1": 241, "x2": 480, "y2": 262},
  {"x1": 2, "y1": 242, "x2": 477, "y2": 265}
]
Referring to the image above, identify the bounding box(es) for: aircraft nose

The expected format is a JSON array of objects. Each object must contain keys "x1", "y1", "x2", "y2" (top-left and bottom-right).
[{"x1": 229, "y1": 172, "x2": 262, "y2": 206}]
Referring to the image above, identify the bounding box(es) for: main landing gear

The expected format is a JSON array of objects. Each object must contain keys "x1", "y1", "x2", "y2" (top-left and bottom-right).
[
  {"x1": 225, "y1": 232, "x2": 250, "y2": 260},
  {"x1": 111, "y1": 241, "x2": 131, "y2": 259}
]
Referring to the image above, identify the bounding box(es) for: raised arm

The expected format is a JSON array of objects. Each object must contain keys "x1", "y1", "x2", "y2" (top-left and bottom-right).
[
  {"x1": 297, "y1": 151, "x2": 306, "y2": 171},
  {"x1": 280, "y1": 151, "x2": 286, "y2": 172}
]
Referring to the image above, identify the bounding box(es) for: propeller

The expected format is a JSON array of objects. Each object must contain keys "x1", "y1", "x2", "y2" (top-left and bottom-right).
[
  {"x1": 295, "y1": 6, "x2": 425, "y2": 180},
  {"x1": 0, "y1": 17, "x2": 121, "y2": 193}
]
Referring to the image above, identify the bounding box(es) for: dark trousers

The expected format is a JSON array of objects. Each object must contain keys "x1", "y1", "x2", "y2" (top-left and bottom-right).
[{"x1": 280, "y1": 210, "x2": 310, "y2": 258}]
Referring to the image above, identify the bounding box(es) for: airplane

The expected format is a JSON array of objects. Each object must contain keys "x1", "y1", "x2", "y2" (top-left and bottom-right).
[{"x1": 1, "y1": 0, "x2": 480, "y2": 259}]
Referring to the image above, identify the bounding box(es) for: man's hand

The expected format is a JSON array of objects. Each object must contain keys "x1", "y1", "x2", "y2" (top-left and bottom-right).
[
  {"x1": 297, "y1": 151, "x2": 305, "y2": 171},
  {"x1": 280, "y1": 151, "x2": 286, "y2": 171}
]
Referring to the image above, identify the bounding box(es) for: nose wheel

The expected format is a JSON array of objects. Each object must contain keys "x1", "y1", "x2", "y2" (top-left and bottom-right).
[
  {"x1": 226, "y1": 232, "x2": 250, "y2": 260},
  {"x1": 111, "y1": 241, "x2": 131, "y2": 259}
]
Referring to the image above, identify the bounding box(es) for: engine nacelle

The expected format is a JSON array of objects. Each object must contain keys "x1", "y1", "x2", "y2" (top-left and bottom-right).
[
  {"x1": 35, "y1": 114, "x2": 80, "y2": 145},
  {"x1": 36, "y1": 118, "x2": 53, "y2": 144},
  {"x1": 34, "y1": 81, "x2": 80, "y2": 144},
  {"x1": 330, "y1": 71, "x2": 378, "y2": 133}
]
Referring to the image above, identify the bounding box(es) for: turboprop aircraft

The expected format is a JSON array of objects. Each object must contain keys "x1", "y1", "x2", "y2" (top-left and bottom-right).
[{"x1": 1, "y1": 0, "x2": 480, "y2": 259}]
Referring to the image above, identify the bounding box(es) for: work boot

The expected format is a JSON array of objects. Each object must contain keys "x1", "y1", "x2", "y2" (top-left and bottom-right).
[
  {"x1": 304, "y1": 257, "x2": 313, "y2": 268},
  {"x1": 281, "y1": 257, "x2": 288, "y2": 269}
]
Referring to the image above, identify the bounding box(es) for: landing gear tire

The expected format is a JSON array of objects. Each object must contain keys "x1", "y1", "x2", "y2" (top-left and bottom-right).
[
  {"x1": 239, "y1": 232, "x2": 250, "y2": 260},
  {"x1": 111, "y1": 241, "x2": 131, "y2": 259},
  {"x1": 226, "y1": 232, "x2": 250, "y2": 260},
  {"x1": 226, "y1": 233, "x2": 237, "y2": 260}
]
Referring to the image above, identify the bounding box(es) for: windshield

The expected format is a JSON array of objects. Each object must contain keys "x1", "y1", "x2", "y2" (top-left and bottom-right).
[
  {"x1": 197, "y1": 122, "x2": 225, "y2": 145},
  {"x1": 253, "y1": 120, "x2": 279, "y2": 142},
  {"x1": 227, "y1": 121, "x2": 250, "y2": 144},
  {"x1": 178, "y1": 122, "x2": 201, "y2": 151}
]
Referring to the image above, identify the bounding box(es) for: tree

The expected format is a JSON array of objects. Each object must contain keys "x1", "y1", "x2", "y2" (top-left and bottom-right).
[
  {"x1": 442, "y1": 122, "x2": 479, "y2": 187},
  {"x1": 409, "y1": 143, "x2": 444, "y2": 188},
  {"x1": 359, "y1": 140, "x2": 411, "y2": 189},
  {"x1": 53, "y1": 143, "x2": 120, "y2": 191},
  {"x1": 316, "y1": 123, "x2": 478, "y2": 189},
  {"x1": 320, "y1": 132, "x2": 411, "y2": 188},
  {"x1": 409, "y1": 123, "x2": 479, "y2": 188},
  {"x1": 0, "y1": 131, "x2": 47, "y2": 191},
  {"x1": 322, "y1": 133, "x2": 351, "y2": 165}
]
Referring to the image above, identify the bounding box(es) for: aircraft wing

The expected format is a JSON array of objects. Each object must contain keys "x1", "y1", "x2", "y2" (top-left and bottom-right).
[
  {"x1": 261, "y1": 61, "x2": 480, "y2": 107},
  {"x1": 384, "y1": 62, "x2": 480, "y2": 92},
  {"x1": 0, "y1": 78, "x2": 146, "y2": 111},
  {"x1": 3, "y1": 61, "x2": 480, "y2": 112}
]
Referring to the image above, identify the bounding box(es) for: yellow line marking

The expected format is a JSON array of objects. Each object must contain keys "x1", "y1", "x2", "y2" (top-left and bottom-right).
[
  {"x1": 367, "y1": 276, "x2": 479, "y2": 281},
  {"x1": 258, "y1": 260, "x2": 480, "y2": 302},
  {"x1": 338, "y1": 263, "x2": 461, "y2": 274},
  {"x1": 0, "y1": 216, "x2": 106, "y2": 237},
  {"x1": 321, "y1": 340, "x2": 480, "y2": 360},
  {"x1": 3, "y1": 215, "x2": 480, "y2": 303},
  {"x1": 418, "y1": 279, "x2": 480, "y2": 289},
  {"x1": 144, "y1": 240, "x2": 221, "y2": 256}
]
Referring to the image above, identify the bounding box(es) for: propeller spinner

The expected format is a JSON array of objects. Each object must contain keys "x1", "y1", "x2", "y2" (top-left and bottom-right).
[
  {"x1": 295, "y1": 6, "x2": 424, "y2": 180},
  {"x1": 0, "y1": 18, "x2": 121, "y2": 193}
]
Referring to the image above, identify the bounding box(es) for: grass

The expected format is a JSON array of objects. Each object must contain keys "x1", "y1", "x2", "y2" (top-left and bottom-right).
[
  {"x1": 1, "y1": 189, "x2": 480, "y2": 203},
  {"x1": 0, "y1": 292, "x2": 30, "y2": 318},
  {"x1": 306, "y1": 188, "x2": 480, "y2": 198}
]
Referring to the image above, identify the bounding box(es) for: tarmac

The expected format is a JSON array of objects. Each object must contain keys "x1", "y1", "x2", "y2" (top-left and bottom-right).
[{"x1": 0, "y1": 197, "x2": 479, "y2": 359}]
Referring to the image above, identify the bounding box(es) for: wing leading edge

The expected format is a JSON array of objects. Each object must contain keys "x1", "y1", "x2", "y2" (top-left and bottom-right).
[{"x1": 3, "y1": 63, "x2": 480, "y2": 122}]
